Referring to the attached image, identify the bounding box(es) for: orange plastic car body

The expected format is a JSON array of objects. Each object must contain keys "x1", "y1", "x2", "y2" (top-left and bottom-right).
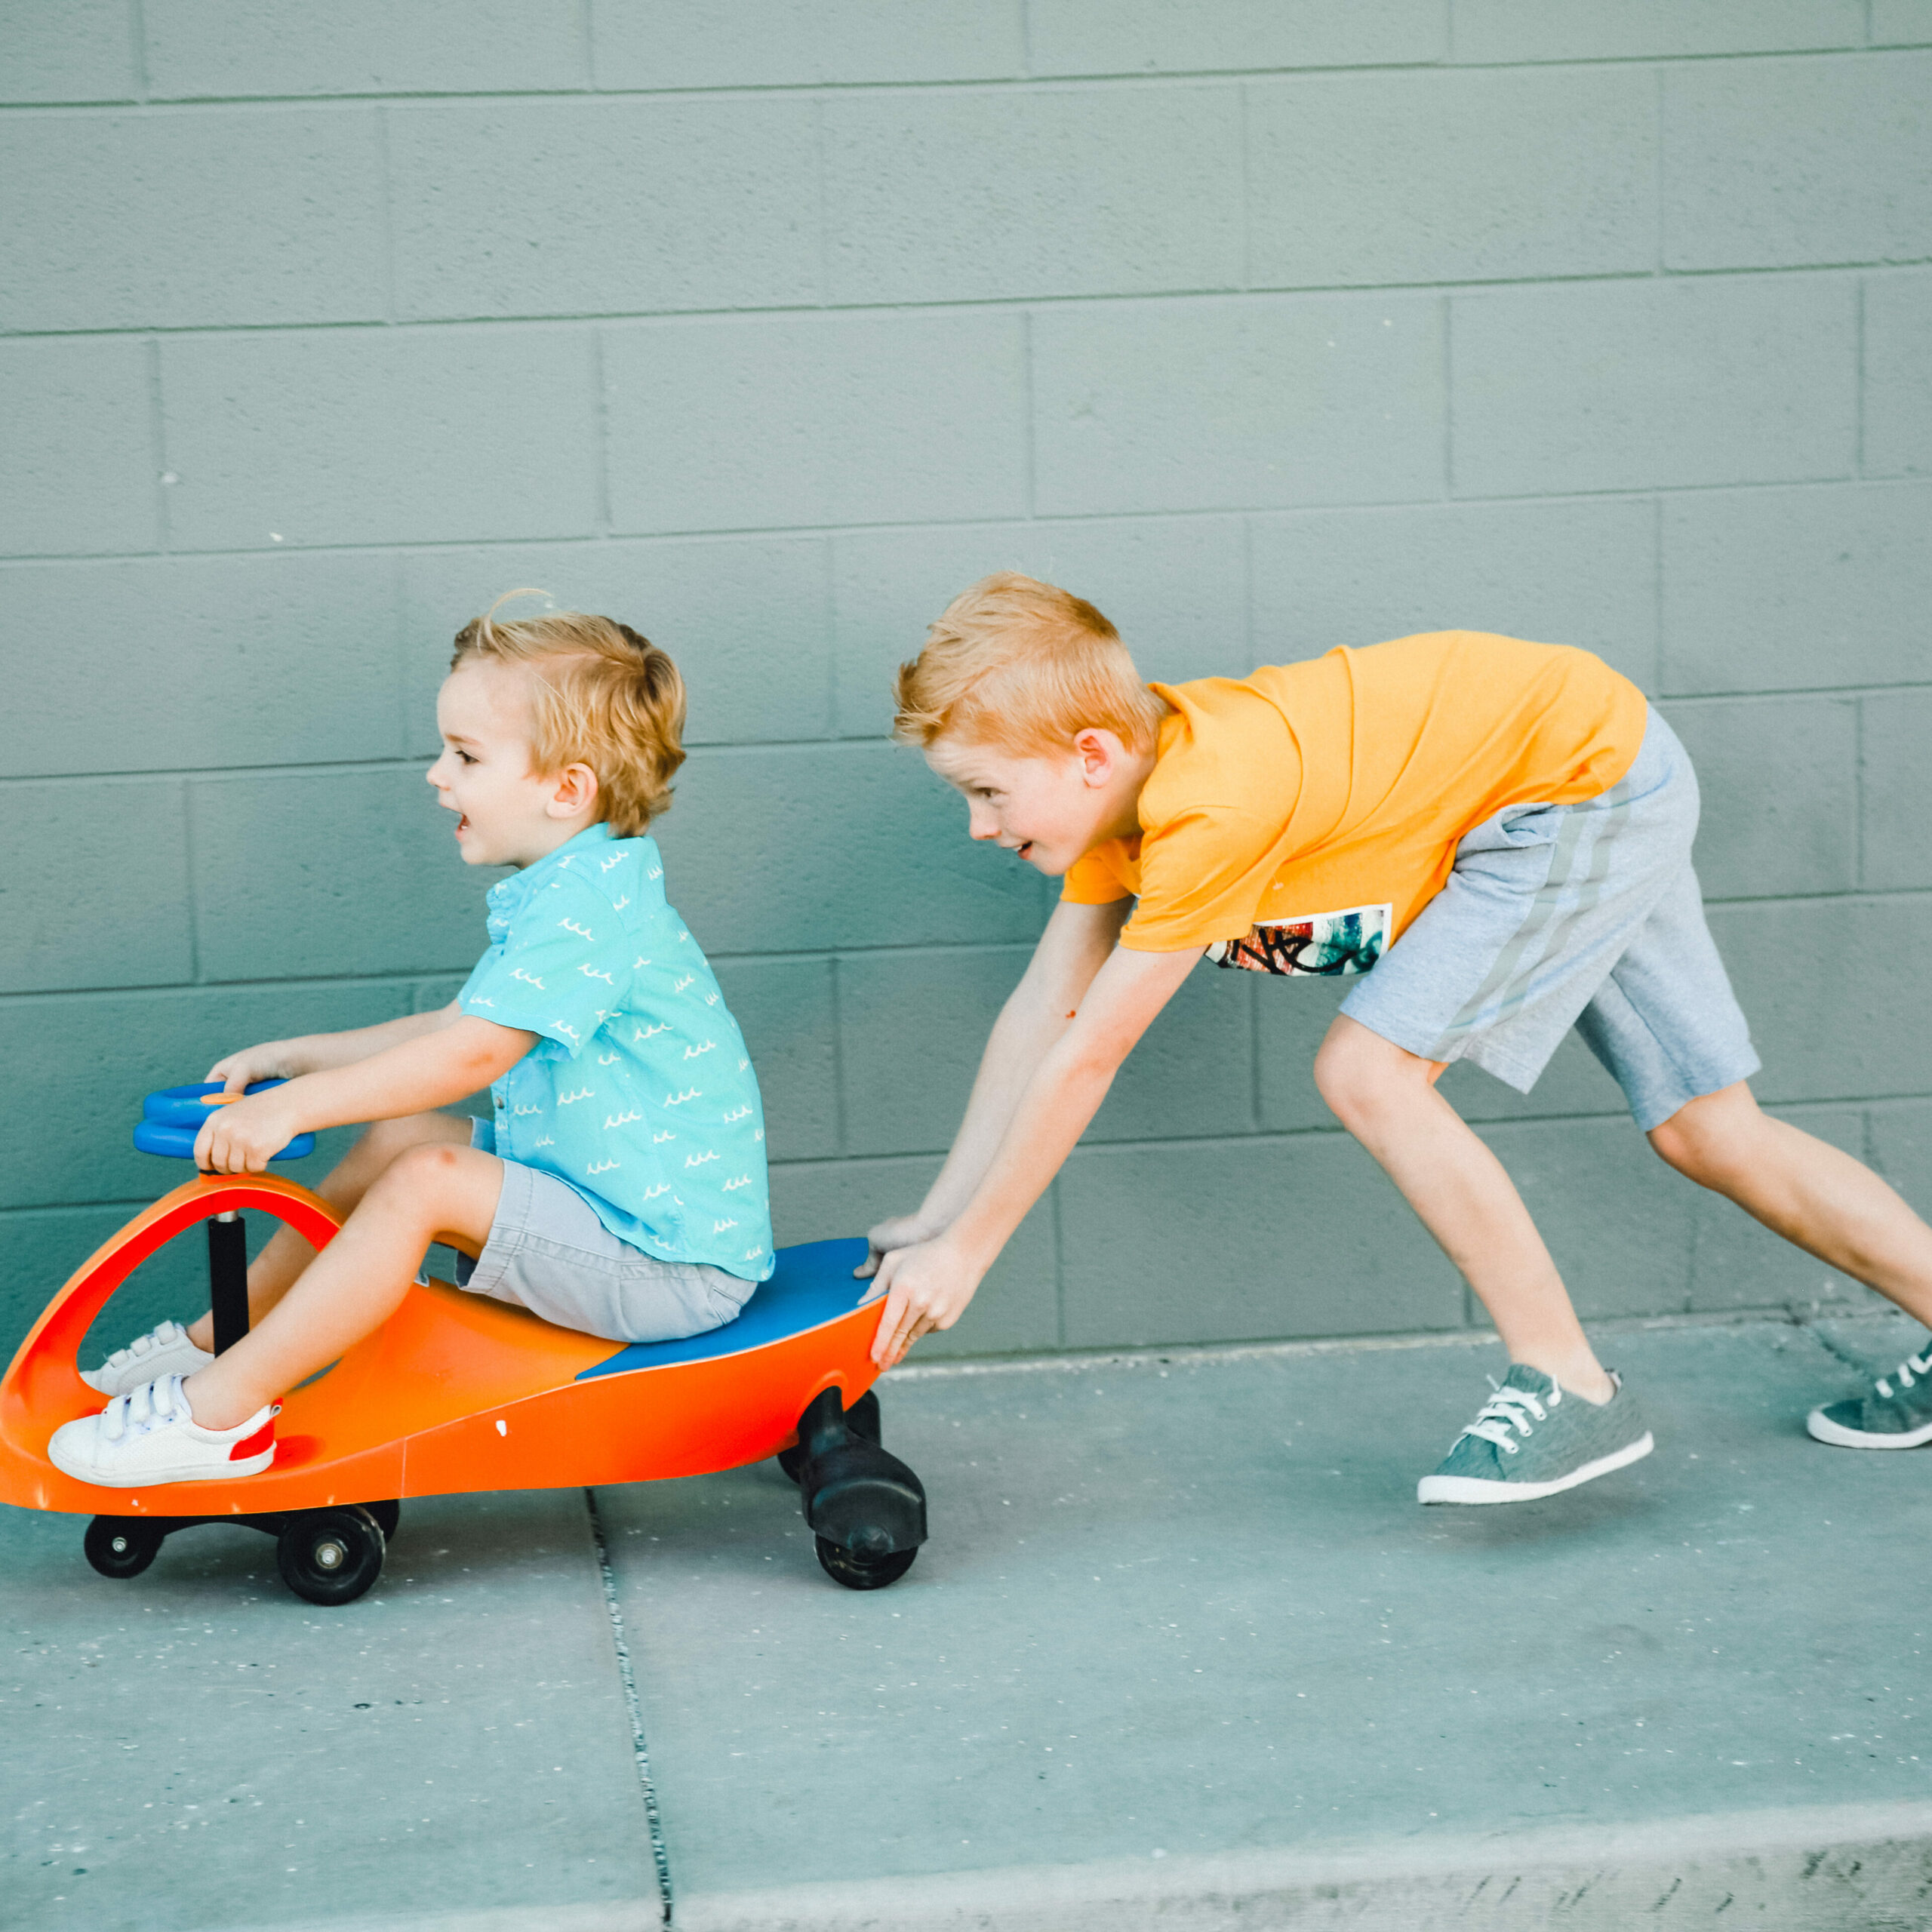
[{"x1": 0, "y1": 1171, "x2": 887, "y2": 1523}]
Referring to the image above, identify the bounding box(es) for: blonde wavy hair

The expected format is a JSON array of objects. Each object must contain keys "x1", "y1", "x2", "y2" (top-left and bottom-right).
[
  {"x1": 893, "y1": 572, "x2": 1165, "y2": 757},
  {"x1": 451, "y1": 591, "x2": 687, "y2": 836}
]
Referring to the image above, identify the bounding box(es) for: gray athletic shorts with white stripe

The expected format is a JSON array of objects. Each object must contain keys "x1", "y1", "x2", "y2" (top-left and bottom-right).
[{"x1": 1340, "y1": 707, "x2": 1759, "y2": 1132}]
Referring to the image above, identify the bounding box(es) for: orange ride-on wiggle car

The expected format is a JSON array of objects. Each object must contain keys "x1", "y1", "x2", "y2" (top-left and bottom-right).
[{"x1": 0, "y1": 1082, "x2": 927, "y2": 1604}]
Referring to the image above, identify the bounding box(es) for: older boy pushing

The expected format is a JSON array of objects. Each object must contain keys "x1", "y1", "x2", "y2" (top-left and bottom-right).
[{"x1": 860, "y1": 574, "x2": 1932, "y2": 1505}]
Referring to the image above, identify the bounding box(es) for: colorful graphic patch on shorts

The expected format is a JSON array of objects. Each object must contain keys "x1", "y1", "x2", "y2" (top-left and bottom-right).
[{"x1": 1207, "y1": 903, "x2": 1391, "y2": 977}]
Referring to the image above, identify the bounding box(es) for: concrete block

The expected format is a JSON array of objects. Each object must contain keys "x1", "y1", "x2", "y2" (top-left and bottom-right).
[
  {"x1": 1451, "y1": 0, "x2": 1863, "y2": 62},
  {"x1": 0, "y1": 109, "x2": 384, "y2": 332},
  {"x1": 1865, "y1": 270, "x2": 1932, "y2": 478},
  {"x1": 605, "y1": 312, "x2": 1029, "y2": 535},
  {"x1": 143, "y1": 0, "x2": 590, "y2": 95},
  {"x1": 389, "y1": 99, "x2": 820, "y2": 321},
  {"x1": 836, "y1": 948, "x2": 1254, "y2": 1157},
  {"x1": 835, "y1": 946, "x2": 1029, "y2": 1157},
  {"x1": 0, "y1": 981, "x2": 412, "y2": 1213},
  {"x1": 2, "y1": 1206, "x2": 175, "y2": 1360},
  {"x1": 1247, "y1": 67, "x2": 1654, "y2": 288},
  {"x1": 1873, "y1": 1, "x2": 1932, "y2": 45},
  {"x1": 1689, "y1": 1103, "x2": 1866, "y2": 1313},
  {"x1": 1452, "y1": 278, "x2": 1857, "y2": 497},
  {"x1": 1033, "y1": 294, "x2": 1444, "y2": 516},
  {"x1": 1028, "y1": 0, "x2": 1446, "y2": 75},
  {"x1": 1060, "y1": 1133, "x2": 1464, "y2": 1345},
  {"x1": 1479, "y1": 1115, "x2": 1696, "y2": 1320},
  {"x1": 1664, "y1": 56, "x2": 1932, "y2": 272},
  {"x1": 1663, "y1": 695, "x2": 1859, "y2": 900},
  {"x1": 1660, "y1": 482, "x2": 1932, "y2": 694},
  {"x1": 830, "y1": 515, "x2": 1247, "y2": 738},
  {"x1": 651, "y1": 743, "x2": 1053, "y2": 956},
  {"x1": 1251, "y1": 497, "x2": 1658, "y2": 694},
  {"x1": 0, "y1": 338, "x2": 158, "y2": 558},
  {"x1": 159, "y1": 328, "x2": 600, "y2": 550},
  {"x1": 0, "y1": 552, "x2": 405, "y2": 777},
  {"x1": 1254, "y1": 976, "x2": 1351, "y2": 1132},
  {"x1": 1715, "y1": 894, "x2": 1932, "y2": 1103},
  {"x1": 709, "y1": 955, "x2": 840, "y2": 1164},
  {"x1": 1860, "y1": 688, "x2": 1932, "y2": 891},
  {"x1": 590, "y1": 0, "x2": 1024, "y2": 88},
  {"x1": 0, "y1": 0, "x2": 134, "y2": 101},
  {"x1": 767, "y1": 1155, "x2": 1058, "y2": 1356},
  {"x1": 824, "y1": 86, "x2": 1240, "y2": 305},
  {"x1": 398, "y1": 538, "x2": 834, "y2": 755},
  {"x1": 1097, "y1": 961, "x2": 1257, "y2": 1143},
  {"x1": 191, "y1": 768, "x2": 492, "y2": 981},
  {"x1": 1869, "y1": 1098, "x2": 1932, "y2": 1222},
  {"x1": 0, "y1": 781, "x2": 192, "y2": 993}
]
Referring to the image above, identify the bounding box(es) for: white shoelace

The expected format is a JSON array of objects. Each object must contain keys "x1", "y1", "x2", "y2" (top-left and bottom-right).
[
  {"x1": 1875, "y1": 1350, "x2": 1932, "y2": 1400},
  {"x1": 100, "y1": 1374, "x2": 191, "y2": 1445},
  {"x1": 97, "y1": 1319, "x2": 190, "y2": 1374},
  {"x1": 1458, "y1": 1377, "x2": 1563, "y2": 1456}
]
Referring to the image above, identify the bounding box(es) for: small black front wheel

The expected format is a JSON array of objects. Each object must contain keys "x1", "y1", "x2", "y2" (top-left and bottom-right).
[
  {"x1": 364, "y1": 1500, "x2": 401, "y2": 1542},
  {"x1": 277, "y1": 1506, "x2": 386, "y2": 1606},
  {"x1": 814, "y1": 1536, "x2": 916, "y2": 1591},
  {"x1": 84, "y1": 1515, "x2": 163, "y2": 1580}
]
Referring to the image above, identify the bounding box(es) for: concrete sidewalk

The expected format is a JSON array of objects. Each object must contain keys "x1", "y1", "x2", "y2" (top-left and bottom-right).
[{"x1": 8, "y1": 1312, "x2": 1932, "y2": 1931}]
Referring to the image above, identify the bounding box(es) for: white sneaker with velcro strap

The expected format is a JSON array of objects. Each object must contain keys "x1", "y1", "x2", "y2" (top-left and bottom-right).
[
  {"x1": 49, "y1": 1374, "x2": 278, "y2": 1487},
  {"x1": 79, "y1": 1319, "x2": 215, "y2": 1397}
]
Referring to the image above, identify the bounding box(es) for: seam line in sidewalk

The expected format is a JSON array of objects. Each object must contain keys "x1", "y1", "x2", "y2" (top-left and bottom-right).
[{"x1": 585, "y1": 1486, "x2": 674, "y2": 1927}]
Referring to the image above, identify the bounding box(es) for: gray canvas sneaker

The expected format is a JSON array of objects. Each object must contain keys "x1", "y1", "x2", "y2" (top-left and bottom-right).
[
  {"x1": 1417, "y1": 1364, "x2": 1654, "y2": 1505},
  {"x1": 1807, "y1": 1340, "x2": 1932, "y2": 1448}
]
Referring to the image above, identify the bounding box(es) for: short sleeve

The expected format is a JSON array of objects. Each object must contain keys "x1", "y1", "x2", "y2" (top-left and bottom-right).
[
  {"x1": 459, "y1": 873, "x2": 626, "y2": 1058},
  {"x1": 1118, "y1": 806, "x2": 1281, "y2": 952},
  {"x1": 1060, "y1": 840, "x2": 1137, "y2": 906}
]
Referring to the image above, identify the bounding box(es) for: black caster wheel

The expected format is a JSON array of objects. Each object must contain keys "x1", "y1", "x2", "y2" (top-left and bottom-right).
[
  {"x1": 779, "y1": 1387, "x2": 881, "y2": 1483},
  {"x1": 364, "y1": 1500, "x2": 401, "y2": 1542},
  {"x1": 84, "y1": 1515, "x2": 163, "y2": 1580},
  {"x1": 815, "y1": 1536, "x2": 916, "y2": 1591},
  {"x1": 276, "y1": 1506, "x2": 386, "y2": 1606}
]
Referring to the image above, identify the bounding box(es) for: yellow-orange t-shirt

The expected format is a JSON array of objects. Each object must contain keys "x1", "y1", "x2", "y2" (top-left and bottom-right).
[{"x1": 1062, "y1": 632, "x2": 1648, "y2": 955}]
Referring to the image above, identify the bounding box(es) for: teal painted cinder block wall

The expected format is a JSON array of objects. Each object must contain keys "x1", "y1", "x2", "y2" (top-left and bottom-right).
[{"x1": 4, "y1": 2, "x2": 1931, "y2": 1358}]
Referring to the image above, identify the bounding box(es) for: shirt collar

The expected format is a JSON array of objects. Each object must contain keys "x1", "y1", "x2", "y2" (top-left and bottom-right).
[{"x1": 487, "y1": 822, "x2": 618, "y2": 910}]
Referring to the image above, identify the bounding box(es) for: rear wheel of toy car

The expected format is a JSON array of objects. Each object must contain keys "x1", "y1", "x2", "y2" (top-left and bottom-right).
[
  {"x1": 84, "y1": 1515, "x2": 163, "y2": 1580},
  {"x1": 277, "y1": 1506, "x2": 386, "y2": 1606},
  {"x1": 814, "y1": 1535, "x2": 916, "y2": 1591},
  {"x1": 365, "y1": 1499, "x2": 401, "y2": 1541}
]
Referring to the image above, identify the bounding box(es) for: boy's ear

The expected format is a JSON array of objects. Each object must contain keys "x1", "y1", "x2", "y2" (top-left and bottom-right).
[
  {"x1": 1072, "y1": 727, "x2": 1125, "y2": 787},
  {"x1": 547, "y1": 761, "x2": 600, "y2": 820}
]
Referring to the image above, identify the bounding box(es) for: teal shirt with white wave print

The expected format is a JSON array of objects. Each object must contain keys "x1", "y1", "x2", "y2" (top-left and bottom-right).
[{"x1": 457, "y1": 823, "x2": 774, "y2": 1282}]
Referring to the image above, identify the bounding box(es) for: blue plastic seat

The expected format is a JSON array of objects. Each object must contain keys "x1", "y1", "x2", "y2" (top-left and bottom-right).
[{"x1": 577, "y1": 1236, "x2": 872, "y2": 1380}]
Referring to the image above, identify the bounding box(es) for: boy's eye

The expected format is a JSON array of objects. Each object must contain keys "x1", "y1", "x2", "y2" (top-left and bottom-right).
[{"x1": 457, "y1": 749, "x2": 478, "y2": 764}]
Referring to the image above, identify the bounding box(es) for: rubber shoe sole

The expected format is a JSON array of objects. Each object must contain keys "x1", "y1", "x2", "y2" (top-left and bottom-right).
[
  {"x1": 1806, "y1": 1407, "x2": 1932, "y2": 1450},
  {"x1": 1417, "y1": 1430, "x2": 1654, "y2": 1506}
]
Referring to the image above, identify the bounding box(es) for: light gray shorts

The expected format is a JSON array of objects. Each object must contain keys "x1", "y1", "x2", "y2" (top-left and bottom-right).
[
  {"x1": 433, "y1": 1118, "x2": 755, "y2": 1344},
  {"x1": 1340, "y1": 708, "x2": 1760, "y2": 1132}
]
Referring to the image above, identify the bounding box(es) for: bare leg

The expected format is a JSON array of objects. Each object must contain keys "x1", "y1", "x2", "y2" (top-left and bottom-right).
[
  {"x1": 1314, "y1": 1014, "x2": 1614, "y2": 1402},
  {"x1": 184, "y1": 1112, "x2": 472, "y2": 1352},
  {"x1": 1649, "y1": 1083, "x2": 1932, "y2": 1326},
  {"x1": 182, "y1": 1141, "x2": 504, "y2": 1432}
]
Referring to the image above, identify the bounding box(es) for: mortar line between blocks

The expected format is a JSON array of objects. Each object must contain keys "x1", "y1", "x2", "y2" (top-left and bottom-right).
[
  {"x1": 126, "y1": 0, "x2": 149, "y2": 101},
  {"x1": 583, "y1": 1486, "x2": 674, "y2": 1927}
]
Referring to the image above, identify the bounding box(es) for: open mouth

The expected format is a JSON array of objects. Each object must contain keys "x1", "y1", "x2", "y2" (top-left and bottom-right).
[{"x1": 456, "y1": 814, "x2": 471, "y2": 836}]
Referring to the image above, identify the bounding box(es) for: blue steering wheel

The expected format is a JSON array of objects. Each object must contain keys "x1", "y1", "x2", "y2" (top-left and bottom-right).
[{"x1": 133, "y1": 1082, "x2": 316, "y2": 1164}]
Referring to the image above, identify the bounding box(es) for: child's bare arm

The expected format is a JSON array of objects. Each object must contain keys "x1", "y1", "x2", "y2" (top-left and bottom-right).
[
  {"x1": 866, "y1": 939, "x2": 1203, "y2": 1364},
  {"x1": 208, "y1": 1000, "x2": 466, "y2": 1092},
  {"x1": 195, "y1": 1015, "x2": 534, "y2": 1174},
  {"x1": 858, "y1": 900, "x2": 1131, "y2": 1274}
]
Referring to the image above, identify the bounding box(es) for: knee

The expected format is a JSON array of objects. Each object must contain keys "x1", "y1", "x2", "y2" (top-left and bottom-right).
[
  {"x1": 1648, "y1": 1092, "x2": 1748, "y2": 1189},
  {"x1": 363, "y1": 1140, "x2": 468, "y2": 1214},
  {"x1": 1314, "y1": 1027, "x2": 1423, "y2": 1137}
]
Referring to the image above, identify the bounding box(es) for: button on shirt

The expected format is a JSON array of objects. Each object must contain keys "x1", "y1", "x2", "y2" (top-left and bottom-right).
[{"x1": 457, "y1": 823, "x2": 774, "y2": 1282}]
